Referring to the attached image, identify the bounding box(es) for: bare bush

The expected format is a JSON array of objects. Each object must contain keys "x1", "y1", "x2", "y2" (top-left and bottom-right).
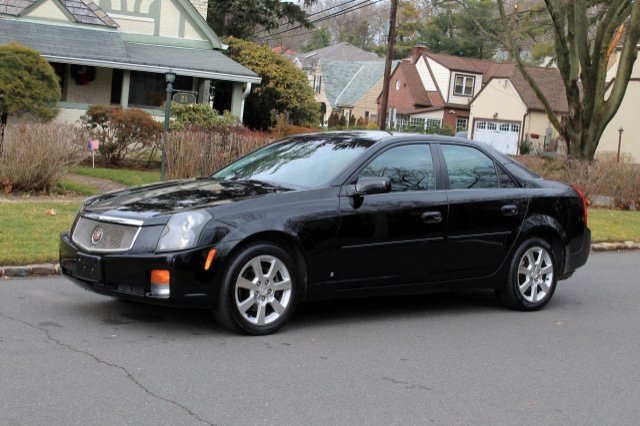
[
  {"x1": 516, "y1": 152, "x2": 640, "y2": 209},
  {"x1": 0, "y1": 122, "x2": 86, "y2": 193},
  {"x1": 166, "y1": 127, "x2": 273, "y2": 180}
]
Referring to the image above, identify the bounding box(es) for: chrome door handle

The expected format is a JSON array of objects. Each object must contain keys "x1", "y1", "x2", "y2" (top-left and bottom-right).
[
  {"x1": 422, "y1": 211, "x2": 443, "y2": 224},
  {"x1": 501, "y1": 204, "x2": 519, "y2": 216}
]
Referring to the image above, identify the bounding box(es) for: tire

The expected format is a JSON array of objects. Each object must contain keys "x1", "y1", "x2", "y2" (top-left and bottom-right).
[
  {"x1": 214, "y1": 243, "x2": 300, "y2": 335},
  {"x1": 495, "y1": 237, "x2": 558, "y2": 311}
]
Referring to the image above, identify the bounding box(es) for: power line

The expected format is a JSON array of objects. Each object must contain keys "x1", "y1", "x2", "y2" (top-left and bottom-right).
[
  {"x1": 259, "y1": 0, "x2": 383, "y2": 42},
  {"x1": 252, "y1": 0, "x2": 361, "y2": 38},
  {"x1": 264, "y1": 5, "x2": 390, "y2": 44}
]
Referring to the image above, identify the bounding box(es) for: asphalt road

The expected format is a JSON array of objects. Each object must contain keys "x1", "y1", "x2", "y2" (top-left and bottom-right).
[{"x1": 1, "y1": 252, "x2": 639, "y2": 425}]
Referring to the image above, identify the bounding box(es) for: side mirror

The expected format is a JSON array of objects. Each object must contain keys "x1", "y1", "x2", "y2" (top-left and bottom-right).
[{"x1": 355, "y1": 176, "x2": 391, "y2": 196}]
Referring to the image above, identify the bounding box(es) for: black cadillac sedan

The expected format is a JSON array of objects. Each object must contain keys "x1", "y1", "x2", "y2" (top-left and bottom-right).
[{"x1": 60, "y1": 132, "x2": 591, "y2": 335}]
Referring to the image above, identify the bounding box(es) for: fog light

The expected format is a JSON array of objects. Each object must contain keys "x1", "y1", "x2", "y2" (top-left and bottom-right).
[{"x1": 150, "y1": 269, "x2": 170, "y2": 298}]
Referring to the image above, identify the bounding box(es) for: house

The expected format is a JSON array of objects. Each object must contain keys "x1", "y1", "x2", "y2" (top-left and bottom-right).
[
  {"x1": 285, "y1": 42, "x2": 384, "y2": 126},
  {"x1": 0, "y1": 0, "x2": 261, "y2": 123},
  {"x1": 468, "y1": 65, "x2": 568, "y2": 155},
  {"x1": 597, "y1": 45, "x2": 640, "y2": 163},
  {"x1": 382, "y1": 45, "x2": 514, "y2": 133}
]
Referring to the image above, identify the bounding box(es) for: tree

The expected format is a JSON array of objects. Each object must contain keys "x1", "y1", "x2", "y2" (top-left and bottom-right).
[
  {"x1": 0, "y1": 42, "x2": 60, "y2": 149},
  {"x1": 301, "y1": 28, "x2": 332, "y2": 52},
  {"x1": 207, "y1": 0, "x2": 317, "y2": 39},
  {"x1": 497, "y1": 0, "x2": 640, "y2": 160},
  {"x1": 224, "y1": 37, "x2": 320, "y2": 130}
]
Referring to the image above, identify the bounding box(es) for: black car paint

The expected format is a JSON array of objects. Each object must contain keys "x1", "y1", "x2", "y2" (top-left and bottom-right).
[{"x1": 60, "y1": 132, "x2": 591, "y2": 307}]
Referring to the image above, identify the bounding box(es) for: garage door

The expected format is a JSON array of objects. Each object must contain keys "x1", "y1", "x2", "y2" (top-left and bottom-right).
[{"x1": 472, "y1": 121, "x2": 521, "y2": 155}]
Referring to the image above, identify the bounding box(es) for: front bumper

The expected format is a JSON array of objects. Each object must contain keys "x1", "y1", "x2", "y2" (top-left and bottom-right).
[{"x1": 59, "y1": 232, "x2": 221, "y2": 308}]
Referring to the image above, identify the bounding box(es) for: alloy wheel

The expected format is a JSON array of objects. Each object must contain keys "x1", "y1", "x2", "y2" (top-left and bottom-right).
[
  {"x1": 234, "y1": 255, "x2": 293, "y2": 326},
  {"x1": 517, "y1": 246, "x2": 554, "y2": 303}
]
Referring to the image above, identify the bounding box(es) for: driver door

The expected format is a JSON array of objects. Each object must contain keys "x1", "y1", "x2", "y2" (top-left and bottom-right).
[{"x1": 337, "y1": 143, "x2": 448, "y2": 288}]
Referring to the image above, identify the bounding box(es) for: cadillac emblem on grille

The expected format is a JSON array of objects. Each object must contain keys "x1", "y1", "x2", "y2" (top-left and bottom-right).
[{"x1": 91, "y1": 226, "x2": 104, "y2": 245}]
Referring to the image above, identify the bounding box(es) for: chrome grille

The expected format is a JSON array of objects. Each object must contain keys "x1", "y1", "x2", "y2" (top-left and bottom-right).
[{"x1": 72, "y1": 217, "x2": 141, "y2": 253}]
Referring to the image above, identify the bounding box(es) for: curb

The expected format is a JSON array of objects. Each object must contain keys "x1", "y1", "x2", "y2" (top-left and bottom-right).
[
  {"x1": 1, "y1": 242, "x2": 639, "y2": 278},
  {"x1": 1, "y1": 264, "x2": 60, "y2": 278}
]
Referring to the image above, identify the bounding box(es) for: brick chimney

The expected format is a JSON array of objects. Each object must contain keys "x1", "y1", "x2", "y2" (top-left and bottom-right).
[{"x1": 412, "y1": 43, "x2": 429, "y2": 64}]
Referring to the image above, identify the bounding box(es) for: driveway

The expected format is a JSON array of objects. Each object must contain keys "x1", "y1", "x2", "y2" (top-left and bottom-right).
[{"x1": 1, "y1": 252, "x2": 638, "y2": 425}]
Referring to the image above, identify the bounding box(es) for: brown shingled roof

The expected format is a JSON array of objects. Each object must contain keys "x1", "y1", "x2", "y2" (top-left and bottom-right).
[
  {"x1": 424, "y1": 52, "x2": 515, "y2": 83},
  {"x1": 0, "y1": 0, "x2": 117, "y2": 27},
  {"x1": 399, "y1": 61, "x2": 432, "y2": 107},
  {"x1": 510, "y1": 66, "x2": 568, "y2": 113}
]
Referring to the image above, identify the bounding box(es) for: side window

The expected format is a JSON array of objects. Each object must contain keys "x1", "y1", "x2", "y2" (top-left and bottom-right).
[
  {"x1": 497, "y1": 166, "x2": 518, "y2": 188},
  {"x1": 441, "y1": 145, "x2": 499, "y2": 189},
  {"x1": 360, "y1": 145, "x2": 435, "y2": 192}
]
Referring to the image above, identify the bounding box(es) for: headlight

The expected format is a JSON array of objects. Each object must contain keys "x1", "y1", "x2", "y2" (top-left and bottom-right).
[{"x1": 156, "y1": 210, "x2": 212, "y2": 252}]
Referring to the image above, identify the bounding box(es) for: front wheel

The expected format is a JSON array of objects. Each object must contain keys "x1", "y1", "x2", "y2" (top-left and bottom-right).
[
  {"x1": 214, "y1": 243, "x2": 300, "y2": 335},
  {"x1": 496, "y1": 237, "x2": 558, "y2": 311}
]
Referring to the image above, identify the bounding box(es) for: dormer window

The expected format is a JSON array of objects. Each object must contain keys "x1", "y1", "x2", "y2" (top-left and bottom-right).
[{"x1": 454, "y1": 74, "x2": 475, "y2": 97}]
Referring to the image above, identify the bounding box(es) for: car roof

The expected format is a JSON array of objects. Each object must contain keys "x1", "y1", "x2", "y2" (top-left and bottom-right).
[{"x1": 290, "y1": 130, "x2": 475, "y2": 146}]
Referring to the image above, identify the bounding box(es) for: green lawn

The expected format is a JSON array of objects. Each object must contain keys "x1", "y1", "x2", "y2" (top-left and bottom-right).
[
  {"x1": 55, "y1": 178, "x2": 99, "y2": 196},
  {"x1": 0, "y1": 204, "x2": 638, "y2": 266},
  {"x1": 0, "y1": 200, "x2": 81, "y2": 266},
  {"x1": 72, "y1": 166, "x2": 160, "y2": 187},
  {"x1": 589, "y1": 209, "x2": 640, "y2": 243}
]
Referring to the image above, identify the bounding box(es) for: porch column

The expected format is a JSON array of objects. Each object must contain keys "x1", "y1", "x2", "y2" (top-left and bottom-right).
[
  {"x1": 230, "y1": 81, "x2": 244, "y2": 120},
  {"x1": 198, "y1": 79, "x2": 211, "y2": 105},
  {"x1": 120, "y1": 70, "x2": 131, "y2": 108}
]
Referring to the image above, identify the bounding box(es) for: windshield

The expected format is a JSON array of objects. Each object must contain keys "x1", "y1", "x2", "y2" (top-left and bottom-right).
[{"x1": 212, "y1": 135, "x2": 376, "y2": 188}]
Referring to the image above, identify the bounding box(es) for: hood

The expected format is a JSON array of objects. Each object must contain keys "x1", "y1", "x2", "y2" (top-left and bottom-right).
[{"x1": 82, "y1": 178, "x2": 288, "y2": 221}]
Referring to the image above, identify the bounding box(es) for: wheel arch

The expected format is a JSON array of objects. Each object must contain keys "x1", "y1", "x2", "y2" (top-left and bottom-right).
[
  {"x1": 518, "y1": 214, "x2": 568, "y2": 273},
  {"x1": 223, "y1": 231, "x2": 309, "y2": 297}
]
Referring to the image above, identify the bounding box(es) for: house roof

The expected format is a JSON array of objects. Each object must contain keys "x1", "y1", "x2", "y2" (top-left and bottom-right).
[
  {"x1": 322, "y1": 60, "x2": 391, "y2": 109},
  {"x1": 508, "y1": 66, "x2": 569, "y2": 113},
  {"x1": 302, "y1": 42, "x2": 381, "y2": 62},
  {"x1": 0, "y1": 0, "x2": 118, "y2": 27},
  {"x1": 398, "y1": 61, "x2": 432, "y2": 107},
  {"x1": 424, "y1": 52, "x2": 513, "y2": 84},
  {"x1": 0, "y1": 18, "x2": 260, "y2": 82}
]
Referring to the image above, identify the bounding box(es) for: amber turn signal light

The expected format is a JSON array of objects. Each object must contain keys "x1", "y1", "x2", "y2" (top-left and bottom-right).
[
  {"x1": 150, "y1": 269, "x2": 170, "y2": 285},
  {"x1": 204, "y1": 249, "x2": 216, "y2": 271}
]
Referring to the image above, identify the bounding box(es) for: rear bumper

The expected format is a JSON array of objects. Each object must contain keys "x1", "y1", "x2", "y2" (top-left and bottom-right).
[
  {"x1": 59, "y1": 232, "x2": 221, "y2": 308},
  {"x1": 561, "y1": 227, "x2": 591, "y2": 280}
]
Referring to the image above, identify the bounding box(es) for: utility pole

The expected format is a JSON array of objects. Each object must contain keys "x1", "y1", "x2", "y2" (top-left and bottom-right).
[{"x1": 378, "y1": 0, "x2": 398, "y2": 131}]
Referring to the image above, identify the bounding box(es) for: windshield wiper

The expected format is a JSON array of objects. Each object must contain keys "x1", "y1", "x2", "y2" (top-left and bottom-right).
[{"x1": 236, "y1": 179, "x2": 296, "y2": 190}]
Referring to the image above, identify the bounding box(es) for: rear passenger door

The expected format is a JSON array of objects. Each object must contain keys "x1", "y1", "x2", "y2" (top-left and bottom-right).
[{"x1": 438, "y1": 144, "x2": 528, "y2": 280}]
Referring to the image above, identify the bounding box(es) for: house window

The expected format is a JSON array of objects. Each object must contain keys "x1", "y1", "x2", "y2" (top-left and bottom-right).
[
  {"x1": 454, "y1": 74, "x2": 475, "y2": 97},
  {"x1": 128, "y1": 71, "x2": 193, "y2": 108},
  {"x1": 499, "y1": 123, "x2": 510, "y2": 132},
  {"x1": 410, "y1": 117, "x2": 426, "y2": 129},
  {"x1": 456, "y1": 118, "x2": 468, "y2": 131},
  {"x1": 396, "y1": 80, "x2": 401, "y2": 91},
  {"x1": 487, "y1": 122, "x2": 497, "y2": 130},
  {"x1": 313, "y1": 75, "x2": 322, "y2": 94},
  {"x1": 476, "y1": 121, "x2": 487, "y2": 130},
  {"x1": 511, "y1": 123, "x2": 521, "y2": 133},
  {"x1": 426, "y1": 119, "x2": 442, "y2": 129}
]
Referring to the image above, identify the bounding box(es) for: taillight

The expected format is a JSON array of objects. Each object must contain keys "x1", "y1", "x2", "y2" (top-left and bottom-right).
[{"x1": 570, "y1": 184, "x2": 588, "y2": 226}]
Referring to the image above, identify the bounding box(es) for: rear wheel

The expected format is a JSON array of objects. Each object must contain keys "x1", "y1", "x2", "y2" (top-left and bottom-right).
[
  {"x1": 214, "y1": 243, "x2": 299, "y2": 335},
  {"x1": 496, "y1": 237, "x2": 557, "y2": 310}
]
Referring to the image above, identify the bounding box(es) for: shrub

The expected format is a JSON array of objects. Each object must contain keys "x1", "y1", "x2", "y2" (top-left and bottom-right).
[
  {"x1": 0, "y1": 122, "x2": 85, "y2": 193},
  {"x1": 366, "y1": 122, "x2": 379, "y2": 130},
  {"x1": 0, "y1": 42, "x2": 60, "y2": 124},
  {"x1": 328, "y1": 112, "x2": 340, "y2": 128},
  {"x1": 166, "y1": 127, "x2": 273, "y2": 180},
  {"x1": 224, "y1": 37, "x2": 320, "y2": 130},
  {"x1": 338, "y1": 115, "x2": 347, "y2": 127},
  {"x1": 519, "y1": 137, "x2": 533, "y2": 155},
  {"x1": 270, "y1": 112, "x2": 319, "y2": 138},
  {"x1": 82, "y1": 105, "x2": 162, "y2": 164},
  {"x1": 356, "y1": 117, "x2": 366, "y2": 127},
  {"x1": 515, "y1": 153, "x2": 640, "y2": 209},
  {"x1": 170, "y1": 103, "x2": 236, "y2": 130},
  {"x1": 348, "y1": 115, "x2": 356, "y2": 127}
]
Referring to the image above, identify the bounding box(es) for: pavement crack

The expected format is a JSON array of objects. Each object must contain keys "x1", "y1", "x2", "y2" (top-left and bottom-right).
[
  {"x1": 382, "y1": 376, "x2": 433, "y2": 391},
  {"x1": 0, "y1": 311, "x2": 214, "y2": 426}
]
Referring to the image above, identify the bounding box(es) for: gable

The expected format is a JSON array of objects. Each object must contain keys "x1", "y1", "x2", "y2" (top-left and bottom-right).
[
  {"x1": 97, "y1": 0, "x2": 221, "y2": 47},
  {"x1": 24, "y1": 0, "x2": 73, "y2": 22}
]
